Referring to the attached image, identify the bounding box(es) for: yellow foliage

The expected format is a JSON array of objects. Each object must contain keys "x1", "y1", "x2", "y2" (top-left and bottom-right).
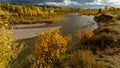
[
  {"x1": 64, "y1": 34, "x2": 72, "y2": 44},
  {"x1": 76, "y1": 30, "x2": 82, "y2": 40},
  {"x1": 34, "y1": 29, "x2": 70, "y2": 67},
  {"x1": 0, "y1": 23, "x2": 25, "y2": 68}
]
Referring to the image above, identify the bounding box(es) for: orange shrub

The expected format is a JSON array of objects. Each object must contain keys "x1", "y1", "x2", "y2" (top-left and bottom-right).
[
  {"x1": 34, "y1": 29, "x2": 70, "y2": 67},
  {"x1": 85, "y1": 29, "x2": 94, "y2": 39}
]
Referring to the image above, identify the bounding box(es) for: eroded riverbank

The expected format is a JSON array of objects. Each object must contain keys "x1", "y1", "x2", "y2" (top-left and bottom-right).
[{"x1": 94, "y1": 13, "x2": 120, "y2": 68}]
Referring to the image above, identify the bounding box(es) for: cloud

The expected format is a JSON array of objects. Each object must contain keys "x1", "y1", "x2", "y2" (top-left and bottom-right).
[
  {"x1": 0, "y1": 0, "x2": 120, "y2": 8},
  {"x1": 37, "y1": 0, "x2": 81, "y2": 6},
  {"x1": 84, "y1": 0, "x2": 120, "y2": 8},
  {"x1": 85, "y1": 0, "x2": 120, "y2": 5}
]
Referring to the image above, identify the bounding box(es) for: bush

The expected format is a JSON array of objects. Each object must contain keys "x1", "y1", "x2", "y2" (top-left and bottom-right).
[
  {"x1": 33, "y1": 29, "x2": 71, "y2": 68},
  {"x1": 0, "y1": 23, "x2": 26, "y2": 68}
]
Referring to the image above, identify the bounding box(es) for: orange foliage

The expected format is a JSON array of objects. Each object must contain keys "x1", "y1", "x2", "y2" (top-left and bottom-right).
[
  {"x1": 76, "y1": 30, "x2": 82, "y2": 40},
  {"x1": 85, "y1": 29, "x2": 94, "y2": 39}
]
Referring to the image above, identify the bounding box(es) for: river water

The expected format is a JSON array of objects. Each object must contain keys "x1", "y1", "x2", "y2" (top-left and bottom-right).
[{"x1": 60, "y1": 14, "x2": 97, "y2": 36}]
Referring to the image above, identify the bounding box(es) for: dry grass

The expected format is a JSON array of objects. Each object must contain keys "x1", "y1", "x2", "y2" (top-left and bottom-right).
[
  {"x1": 60, "y1": 50, "x2": 104, "y2": 68},
  {"x1": 74, "y1": 28, "x2": 119, "y2": 51}
]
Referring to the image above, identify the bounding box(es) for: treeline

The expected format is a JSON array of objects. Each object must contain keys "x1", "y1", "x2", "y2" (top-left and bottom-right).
[
  {"x1": 80, "y1": 6, "x2": 120, "y2": 15},
  {"x1": 0, "y1": 4, "x2": 48, "y2": 16},
  {"x1": 79, "y1": 8, "x2": 98, "y2": 15},
  {"x1": 0, "y1": 4, "x2": 88, "y2": 24},
  {"x1": 99, "y1": 6, "x2": 119, "y2": 13},
  {"x1": 0, "y1": 4, "x2": 81, "y2": 16},
  {"x1": 0, "y1": 4, "x2": 119, "y2": 16},
  {"x1": 0, "y1": 4, "x2": 120, "y2": 24}
]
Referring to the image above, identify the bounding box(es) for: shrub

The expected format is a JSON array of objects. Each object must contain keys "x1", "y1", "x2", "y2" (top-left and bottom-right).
[
  {"x1": 92, "y1": 28, "x2": 119, "y2": 49},
  {"x1": 33, "y1": 29, "x2": 71, "y2": 67},
  {"x1": 75, "y1": 28, "x2": 119, "y2": 52},
  {"x1": 61, "y1": 50, "x2": 104, "y2": 68},
  {"x1": 0, "y1": 23, "x2": 26, "y2": 68},
  {"x1": 85, "y1": 29, "x2": 94, "y2": 39},
  {"x1": 76, "y1": 30, "x2": 83, "y2": 41}
]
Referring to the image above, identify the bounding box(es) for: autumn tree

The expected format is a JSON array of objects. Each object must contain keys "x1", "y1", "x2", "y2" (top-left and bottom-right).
[
  {"x1": 23, "y1": 6, "x2": 28, "y2": 16},
  {"x1": 18, "y1": 6, "x2": 24, "y2": 15},
  {"x1": 109, "y1": 6, "x2": 118, "y2": 11},
  {"x1": 104, "y1": 6, "x2": 110, "y2": 12},
  {"x1": 27, "y1": 7, "x2": 32, "y2": 16},
  {"x1": 98, "y1": 8, "x2": 102, "y2": 13},
  {"x1": 36, "y1": 7, "x2": 42, "y2": 15},
  {"x1": 48, "y1": 8, "x2": 54, "y2": 14},
  {"x1": 43, "y1": 6, "x2": 47, "y2": 12}
]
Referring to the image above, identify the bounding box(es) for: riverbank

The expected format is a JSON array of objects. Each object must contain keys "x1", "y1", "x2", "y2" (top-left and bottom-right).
[
  {"x1": 94, "y1": 12, "x2": 120, "y2": 68},
  {"x1": 0, "y1": 13, "x2": 63, "y2": 24},
  {"x1": 94, "y1": 12, "x2": 120, "y2": 35}
]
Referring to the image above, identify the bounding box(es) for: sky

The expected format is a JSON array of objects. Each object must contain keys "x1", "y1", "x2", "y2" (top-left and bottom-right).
[{"x1": 0, "y1": 0, "x2": 120, "y2": 8}]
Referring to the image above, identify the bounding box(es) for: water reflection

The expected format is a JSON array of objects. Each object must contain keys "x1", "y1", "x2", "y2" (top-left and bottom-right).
[{"x1": 60, "y1": 14, "x2": 98, "y2": 38}]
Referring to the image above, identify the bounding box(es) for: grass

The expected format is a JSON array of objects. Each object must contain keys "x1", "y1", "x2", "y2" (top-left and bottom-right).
[{"x1": 58, "y1": 50, "x2": 104, "y2": 68}]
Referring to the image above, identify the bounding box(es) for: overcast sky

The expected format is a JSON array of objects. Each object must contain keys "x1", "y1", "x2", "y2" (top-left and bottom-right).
[{"x1": 0, "y1": 0, "x2": 120, "y2": 8}]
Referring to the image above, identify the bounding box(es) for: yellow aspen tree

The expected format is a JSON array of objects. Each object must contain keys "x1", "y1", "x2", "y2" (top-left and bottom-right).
[
  {"x1": 23, "y1": 7, "x2": 28, "y2": 16},
  {"x1": 19, "y1": 6, "x2": 24, "y2": 15},
  {"x1": 27, "y1": 7, "x2": 32, "y2": 16}
]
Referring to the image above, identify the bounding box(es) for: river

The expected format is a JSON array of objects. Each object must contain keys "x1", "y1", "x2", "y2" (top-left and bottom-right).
[{"x1": 12, "y1": 14, "x2": 98, "y2": 46}]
